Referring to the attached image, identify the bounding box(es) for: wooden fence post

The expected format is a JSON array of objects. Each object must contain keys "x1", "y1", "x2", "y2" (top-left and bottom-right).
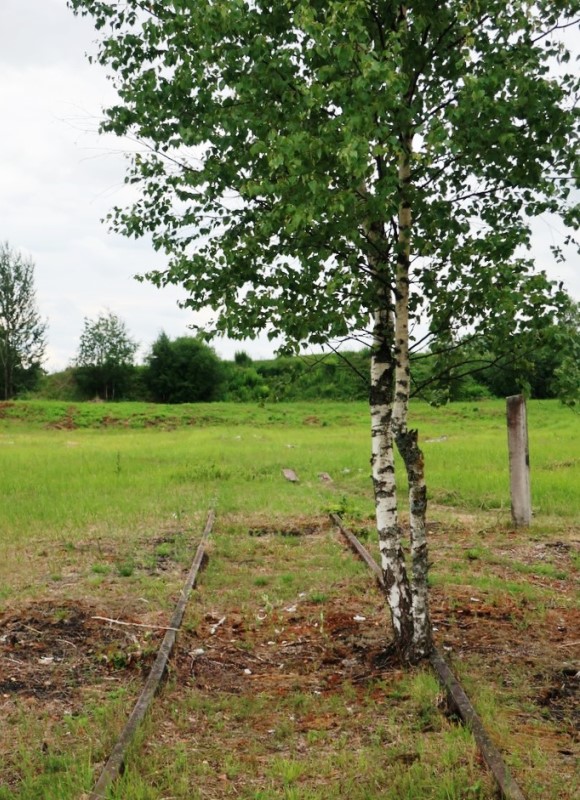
[{"x1": 506, "y1": 394, "x2": 531, "y2": 527}]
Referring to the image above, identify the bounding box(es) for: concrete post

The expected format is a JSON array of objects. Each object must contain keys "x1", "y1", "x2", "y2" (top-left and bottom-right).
[{"x1": 506, "y1": 394, "x2": 531, "y2": 527}]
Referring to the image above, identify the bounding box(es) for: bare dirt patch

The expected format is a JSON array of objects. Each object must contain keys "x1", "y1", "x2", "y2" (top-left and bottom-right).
[
  {"x1": 0, "y1": 601, "x2": 163, "y2": 702},
  {"x1": 535, "y1": 668, "x2": 580, "y2": 730},
  {"x1": 45, "y1": 406, "x2": 77, "y2": 430},
  {"x1": 172, "y1": 600, "x2": 395, "y2": 697},
  {"x1": 431, "y1": 588, "x2": 578, "y2": 687}
]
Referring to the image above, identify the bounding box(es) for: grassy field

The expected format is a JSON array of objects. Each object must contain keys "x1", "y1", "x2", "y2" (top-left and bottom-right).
[{"x1": 0, "y1": 399, "x2": 578, "y2": 799}]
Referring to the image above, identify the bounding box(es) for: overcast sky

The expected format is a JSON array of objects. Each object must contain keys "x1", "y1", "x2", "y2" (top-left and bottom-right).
[{"x1": 1, "y1": 0, "x2": 578, "y2": 373}]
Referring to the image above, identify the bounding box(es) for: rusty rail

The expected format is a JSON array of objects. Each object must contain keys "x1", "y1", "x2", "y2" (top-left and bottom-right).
[
  {"x1": 331, "y1": 513, "x2": 527, "y2": 800},
  {"x1": 87, "y1": 509, "x2": 215, "y2": 800}
]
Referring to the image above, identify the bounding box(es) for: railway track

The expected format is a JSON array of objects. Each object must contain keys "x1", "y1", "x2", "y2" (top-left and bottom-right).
[
  {"x1": 86, "y1": 510, "x2": 214, "y2": 800},
  {"x1": 85, "y1": 509, "x2": 527, "y2": 800},
  {"x1": 331, "y1": 513, "x2": 527, "y2": 800}
]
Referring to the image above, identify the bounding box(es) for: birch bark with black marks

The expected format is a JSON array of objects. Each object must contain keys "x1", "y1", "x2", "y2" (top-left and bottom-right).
[
  {"x1": 392, "y1": 133, "x2": 433, "y2": 660},
  {"x1": 361, "y1": 170, "x2": 414, "y2": 659},
  {"x1": 369, "y1": 291, "x2": 414, "y2": 657}
]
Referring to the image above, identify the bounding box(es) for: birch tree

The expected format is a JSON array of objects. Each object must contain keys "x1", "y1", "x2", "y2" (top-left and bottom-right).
[{"x1": 69, "y1": 0, "x2": 579, "y2": 662}]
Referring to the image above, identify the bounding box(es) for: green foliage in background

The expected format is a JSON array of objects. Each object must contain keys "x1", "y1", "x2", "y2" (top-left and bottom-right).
[
  {"x1": 36, "y1": 323, "x2": 578, "y2": 405},
  {"x1": 73, "y1": 311, "x2": 138, "y2": 401},
  {"x1": 440, "y1": 294, "x2": 580, "y2": 405},
  {"x1": 251, "y1": 350, "x2": 372, "y2": 402},
  {"x1": 0, "y1": 242, "x2": 47, "y2": 400},
  {"x1": 145, "y1": 333, "x2": 225, "y2": 403}
]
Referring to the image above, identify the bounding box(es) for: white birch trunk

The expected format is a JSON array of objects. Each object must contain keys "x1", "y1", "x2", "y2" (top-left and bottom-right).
[
  {"x1": 369, "y1": 302, "x2": 414, "y2": 653},
  {"x1": 392, "y1": 136, "x2": 432, "y2": 659}
]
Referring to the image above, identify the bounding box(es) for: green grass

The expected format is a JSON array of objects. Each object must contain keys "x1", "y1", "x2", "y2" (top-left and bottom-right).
[
  {"x1": 1, "y1": 400, "x2": 577, "y2": 533},
  {"x1": 0, "y1": 399, "x2": 578, "y2": 799}
]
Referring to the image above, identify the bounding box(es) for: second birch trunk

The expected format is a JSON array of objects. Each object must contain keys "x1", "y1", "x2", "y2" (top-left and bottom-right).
[{"x1": 392, "y1": 134, "x2": 432, "y2": 660}]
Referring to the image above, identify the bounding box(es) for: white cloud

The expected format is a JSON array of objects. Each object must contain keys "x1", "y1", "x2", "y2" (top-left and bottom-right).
[
  {"x1": 0, "y1": 0, "x2": 577, "y2": 374},
  {"x1": 0, "y1": 0, "x2": 265, "y2": 371}
]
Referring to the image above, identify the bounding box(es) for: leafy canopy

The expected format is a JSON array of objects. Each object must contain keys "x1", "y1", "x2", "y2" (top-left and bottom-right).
[
  {"x1": 75, "y1": 310, "x2": 138, "y2": 369},
  {"x1": 74, "y1": 310, "x2": 138, "y2": 400},
  {"x1": 69, "y1": 0, "x2": 579, "y2": 353}
]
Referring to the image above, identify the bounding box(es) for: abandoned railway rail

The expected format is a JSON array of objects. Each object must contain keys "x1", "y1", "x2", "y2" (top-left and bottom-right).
[
  {"x1": 331, "y1": 513, "x2": 527, "y2": 800},
  {"x1": 87, "y1": 510, "x2": 215, "y2": 800},
  {"x1": 79, "y1": 509, "x2": 532, "y2": 800}
]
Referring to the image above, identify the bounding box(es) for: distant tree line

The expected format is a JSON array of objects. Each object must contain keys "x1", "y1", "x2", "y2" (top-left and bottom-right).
[
  {"x1": 35, "y1": 297, "x2": 579, "y2": 406},
  {"x1": 1, "y1": 241, "x2": 577, "y2": 406}
]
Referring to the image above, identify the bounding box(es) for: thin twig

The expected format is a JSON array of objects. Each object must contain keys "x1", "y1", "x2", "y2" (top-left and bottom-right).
[
  {"x1": 2, "y1": 656, "x2": 24, "y2": 666},
  {"x1": 92, "y1": 616, "x2": 179, "y2": 632}
]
